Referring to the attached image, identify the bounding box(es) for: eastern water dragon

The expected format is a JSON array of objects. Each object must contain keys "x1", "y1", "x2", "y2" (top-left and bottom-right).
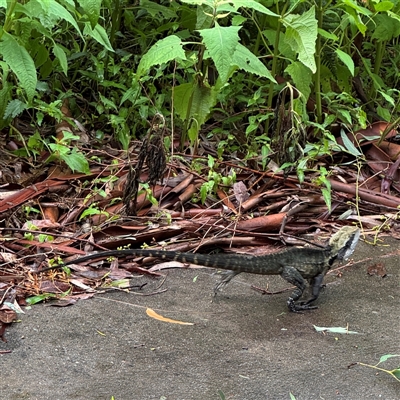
[{"x1": 57, "y1": 225, "x2": 360, "y2": 312}]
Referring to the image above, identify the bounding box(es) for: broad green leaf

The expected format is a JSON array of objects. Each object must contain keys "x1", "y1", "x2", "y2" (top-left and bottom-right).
[
  {"x1": 232, "y1": 43, "x2": 276, "y2": 82},
  {"x1": 120, "y1": 85, "x2": 141, "y2": 106},
  {"x1": 230, "y1": 0, "x2": 279, "y2": 17},
  {"x1": 140, "y1": 0, "x2": 177, "y2": 18},
  {"x1": 263, "y1": 30, "x2": 295, "y2": 59},
  {"x1": 377, "y1": 105, "x2": 391, "y2": 122},
  {"x1": 371, "y1": 14, "x2": 400, "y2": 41},
  {"x1": 392, "y1": 369, "x2": 400, "y2": 380},
  {"x1": 174, "y1": 82, "x2": 216, "y2": 142},
  {"x1": 341, "y1": 6, "x2": 367, "y2": 35},
  {"x1": 84, "y1": 23, "x2": 114, "y2": 52},
  {"x1": 52, "y1": 44, "x2": 68, "y2": 75},
  {"x1": 388, "y1": 11, "x2": 400, "y2": 23},
  {"x1": 4, "y1": 99, "x2": 28, "y2": 119},
  {"x1": 137, "y1": 35, "x2": 186, "y2": 78},
  {"x1": 0, "y1": 33, "x2": 37, "y2": 101},
  {"x1": 48, "y1": 0, "x2": 81, "y2": 35},
  {"x1": 0, "y1": 0, "x2": 7, "y2": 9},
  {"x1": 373, "y1": 1, "x2": 393, "y2": 11},
  {"x1": 35, "y1": 43, "x2": 50, "y2": 68},
  {"x1": 285, "y1": 61, "x2": 312, "y2": 100},
  {"x1": 335, "y1": 49, "x2": 354, "y2": 76},
  {"x1": 339, "y1": 0, "x2": 371, "y2": 15},
  {"x1": 198, "y1": 23, "x2": 240, "y2": 84},
  {"x1": 340, "y1": 130, "x2": 362, "y2": 157},
  {"x1": 78, "y1": 0, "x2": 101, "y2": 28},
  {"x1": 338, "y1": 109, "x2": 352, "y2": 125},
  {"x1": 379, "y1": 90, "x2": 396, "y2": 107},
  {"x1": 0, "y1": 82, "x2": 12, "y2": 128},
  {"x1": 61, "y1": 148, "x2": 90, "y2": 174},
  {"x1": 99, "y1": 93, "x2": 118, "y2": 111},
  {"x1": 283, "y1": 7, "x2": 318, "y2": 73},
  {"x1": 173, "y1": 82, "x2": 195, "y2": 121},
  {"x1": 232, "y1": 15, "x2": 247, "y2": 26}
]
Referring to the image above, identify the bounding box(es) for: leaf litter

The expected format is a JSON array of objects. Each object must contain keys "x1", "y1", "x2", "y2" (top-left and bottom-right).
[{"x1": 0, "y1": 120, "x2": 399, "y2": 340}]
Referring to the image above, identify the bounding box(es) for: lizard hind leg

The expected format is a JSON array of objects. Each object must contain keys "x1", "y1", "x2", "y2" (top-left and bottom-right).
[
  {"x1": 214, "y1": 271, "x2": 240, "y2": 295},
  {"x1": 281, "y1": 267, "x2": 316, "y2": 312}
]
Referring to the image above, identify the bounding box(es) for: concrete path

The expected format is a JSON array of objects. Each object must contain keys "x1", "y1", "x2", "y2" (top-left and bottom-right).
[{"x1": 1, "y1": 236, "x2": 399, "y2": 400}]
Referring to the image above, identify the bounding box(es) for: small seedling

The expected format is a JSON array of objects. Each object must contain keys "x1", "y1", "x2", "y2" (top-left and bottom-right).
[{"x1": 357, "y1": 354, "x2": 400, "y2": 382}]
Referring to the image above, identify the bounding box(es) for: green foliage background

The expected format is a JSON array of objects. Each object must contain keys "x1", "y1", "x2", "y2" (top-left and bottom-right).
[{"x1": 0, "y1": 0, "x2": 399, "y2": 168}]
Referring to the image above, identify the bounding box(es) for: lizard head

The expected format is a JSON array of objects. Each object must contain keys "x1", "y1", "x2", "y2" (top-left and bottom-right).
[{"x1": 329, "y1": 226, "x2": 360, "y2": 261}]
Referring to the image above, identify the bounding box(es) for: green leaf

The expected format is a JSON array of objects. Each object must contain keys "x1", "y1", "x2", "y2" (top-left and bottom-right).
[
  {"x1": 52, "y1": 44, "x2": 68, "y2": 75},
  {"x1": 336, "y1": 49, "x2": 354, "y2": 76},
  {"x1": 60, "y1": 148, "x2": 90, "y2": 174},
  {"x1": 80, "y1": 207, "x2": 108, "y2": 220},
  {"x1": 283, "y1": 6, "x2": 318, "y2": 73},
  {"x1": 26, "y1": 293, "x2": 57, "y2": 305},
  {"x1": 285, "y1": 61, "x2": 312, "y2": 100},
  {"x1": 373, "y1": 1, "x2": 393, "y2": 12},
  {"x1": 340, "y1": 130, "x2": 362, "y2": 157},
  {"x1": 377, "y1": 105, "x2": 391, "y2": 122},
  {"x1": 136, "y1": 35, "x2": 186, "y2": 78},
  {"x1": 48, "y1": 0, "x2": 81, "y2": 36},
  {"x1": 318, "y1": 28, "x2": 338, "y2": 41},
  {"x1": 338, "y1": 109, "x2": 352, "y2": 125},
  {"x1": 78, "y1": 0, "x2": 101, "y2": 28},
  {"x1": 392, "y1": 368, "x2": 400, "y2": 380},
  {"x1": 371, "y1": 14, "x2": 400, "y2": 41},
  {"x1": 232, "y1": 43, "x2": 276, "y2": 82},
  {"x1": 140, "y1": 0, "x2": 177, "y2": 18},
  {"x1": 4, "y1": 99, "x2": 28, "y2": 119},
  {"x1": 173, "y1": 82, "x2": 195, "y2": 121},
  {"x1": 99, "y1": 94, "x2": 118, "y2": 111},
  {"x1": 198, "y1": 23, "x2": 241, "y2": 84},
  {"x1": 378, "y1": 354, "x2": 400, "y2": 364},
  {"x1": 0, "y1": 32, "x2": 37, "y2": 101},
  {"x1": 83, "y1": 22, "x2": 114, "y2": 52},
  {"x1": 229, "y1": 0, "x2": 279, "y2": 17},
  {"x1": 379, "y1": 90, "x2": 396, "y2": 107},
  {"x1": 321, "y1": 187, "x2": 331, "y2": 212}
]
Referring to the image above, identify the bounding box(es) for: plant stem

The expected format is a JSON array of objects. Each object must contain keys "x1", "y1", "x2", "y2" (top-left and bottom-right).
[
  {"x1": 314, "y1": 0, "x2": 323, "y2": 125},
  {"x1": 265, "y1": 4, "x2": 288, "y2": 133}
]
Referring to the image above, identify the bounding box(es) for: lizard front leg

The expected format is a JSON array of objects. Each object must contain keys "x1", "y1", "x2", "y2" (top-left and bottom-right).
[
  {"x1": 281, "y1": 266, "x2": 316, "y2": 312},
  {"x1": 299, "y1": 273, "x2": 325, "y2": 306}
]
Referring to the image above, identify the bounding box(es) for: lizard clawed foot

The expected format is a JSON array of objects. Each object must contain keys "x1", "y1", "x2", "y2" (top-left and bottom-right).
[{"x1": 287, "y1": 298, "x2": 318, "y2": 313}]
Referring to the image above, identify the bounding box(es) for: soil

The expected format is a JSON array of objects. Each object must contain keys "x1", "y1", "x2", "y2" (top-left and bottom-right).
[{"x1": 1, "y1": 236, "x2": 399, "y2": 400}]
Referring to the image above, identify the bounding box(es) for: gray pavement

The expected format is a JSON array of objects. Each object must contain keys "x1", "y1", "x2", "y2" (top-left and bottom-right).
[{"x1": 1, "y1": 236, "x2": 399, "y2": 400}]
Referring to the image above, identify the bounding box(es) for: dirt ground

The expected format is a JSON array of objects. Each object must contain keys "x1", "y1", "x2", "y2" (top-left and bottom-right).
[{"x1": 1, "y1": 234, "x2": 399, "y2": 400}]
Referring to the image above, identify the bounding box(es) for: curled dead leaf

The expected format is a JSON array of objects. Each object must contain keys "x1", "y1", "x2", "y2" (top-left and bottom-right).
[{"x1": 146, "y1": 308, "x2": 194, "y2": 325}]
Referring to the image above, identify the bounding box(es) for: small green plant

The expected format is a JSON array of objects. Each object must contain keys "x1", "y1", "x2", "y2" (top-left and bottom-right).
[
  {"x1": 46, "y1": 132, "x2": 90, "y2": 174},
  {"x1": 198, "y1": 155, "x2": 236, "y2": 203},
  {"x1": 358, "y1": 354, "x2": 400, "y2": 382},
  {"x1": 79, "y1": 203, "x2": 109, "y2": 221}
]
